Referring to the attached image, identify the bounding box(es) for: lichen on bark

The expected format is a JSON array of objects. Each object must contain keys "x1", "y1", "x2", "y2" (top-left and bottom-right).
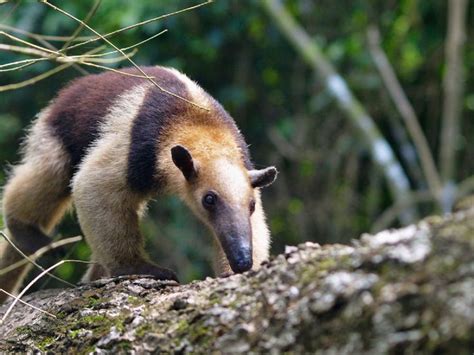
[{"x1": 0, "y1": 206, "x2": 473, "y2": 353}]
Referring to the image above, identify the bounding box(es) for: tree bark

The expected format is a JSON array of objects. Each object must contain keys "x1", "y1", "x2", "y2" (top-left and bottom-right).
[{"x1": 1, "y1": 202, "x2": 473, "y2": 353}]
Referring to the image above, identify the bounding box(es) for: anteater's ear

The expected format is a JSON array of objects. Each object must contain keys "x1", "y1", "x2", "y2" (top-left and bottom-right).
[
  {"x1": 249, "y1": 166, "x2": 278, "y2": 188},
  {"x1": 171, "y1": 145, "x2": 197, "y2": 181}
]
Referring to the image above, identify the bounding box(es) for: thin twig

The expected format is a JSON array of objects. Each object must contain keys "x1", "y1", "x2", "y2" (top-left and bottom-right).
[
  {"x1": 75, "y1": 49, "x2": 137, "y2": 63},
  {"x1": 371, "y1": 191, "x2": 435, "y2": 232},
  {"x1": 75, "y1": 29, "x2": 168, "y2": 59},
  {"x1": 0, "y1": 30, "x2": 60, "y2": 55},
  {"x1": 0, "y1": 43, "x2": 53, "y2": 58},
  {"x1": 60, "y1": 0, "x2": 101, "y2": 51},
  {"x1": 267, "y1": 128, "x2": 300, "y2": 160},
  {"x1": 0, "y1": 231, "x2": 74, "y2": 287},
  {"x1": 262, "y1": 0, "x2": 416, "y2": 224},
  {"x1": 0, "y1": 23, "x2": 94, "y2": 42},
  {"x1": 40, "y1": 0, "x2": 209, "y2": 111},
  {"x1": 0, "y1": 63, "x2": 71, "y2": 92},
  {"x1": 0, "y1": 289, "x2": 57, "y2": 319},
  {"x1": 0, "y1": 45, "x2": 107, "y2": 92},
  {"x1": 0, "y1": 59, "x2": 44, "y2": 72},
  {"x1": 0, "y1": 235, "x2": 82, "y2": 276},
  {"x1": 0, "y1": 25, "x2": 89, "y2": 75},
  {"x1": 457, "y1": 175, "x2": 474, "y2": 199},
  {"x1": 0, "y1": 259, "x2": 92, "y2": 325},
  {"x1": 78, "y1": 62, "x2": 153, "y2": 78},
  {"x1": 0, "y1": 57, "x2": 45, "y2": 69},
  {"x1": 63, "y1": 0, "x2": 212, "y2": 52},
  {"x1": 439, "y1": 0, "x2": 468, "y2": 191},
  {"x1": 367, "y1": 26, "x2": 443, "y2": 200}
]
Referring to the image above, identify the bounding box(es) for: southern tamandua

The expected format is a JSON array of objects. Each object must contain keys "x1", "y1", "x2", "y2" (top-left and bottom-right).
[{"x1": 0, "y1": 66, "x2": 277, "y2": 302}]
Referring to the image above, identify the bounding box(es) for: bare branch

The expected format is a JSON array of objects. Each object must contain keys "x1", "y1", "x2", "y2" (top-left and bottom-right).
[
  {"x1": 439, "y1": 0, "x2": 468, "y2": 188},
  {"x1": 71, "y1": 29, "x2": 167, "y2": 61},
  {"x1": 0, "y1": 289, "x2": 57, "y2": 319},
  {"x1": 0, "y1": 232, "x2": 75, "y2": 287},
  {"x1": 63, "y1": 0, "x2": 212, "y2": 52},
  {"x1": 0, "y1": 30, "x2": 60, "y2": 55},
  {"x1": 0, "y1": 259, "x2": 92, "y2": 325},
  {"x1": 40, "y1": 0, "x2": 209, "y2": 111},
  {"x1": 0, "y1": 63, "x2": 68, "y2": 92},
  {"x1": 0, "y1": 25, "x2": 90, "y2": 75},
  {"x1": 457, "y1": 175, "x2": 474, "y2": 199},
  {"x1": 60, "y1": 0, "x2": 101, "y2": 51},
  {"x1": 371, "y1": 191, "x2": 435, "y2": 232},
  {"x1": 262, "y1": 0, "x2": 417, "y2": 224},
  {"x1": 367, "y1": 26, "x2": 443, "y2": 200},
  {"x1": 0, "y1": 235, "x2": 82, "y2": 276},
  {"x1": 0, "y1": 23, "x2": 94, "y2": 42},
  {"x1": 0, "y1": 43, "x2": 52, "y2": 58},
  {"x1": 0, "y1": 59, "x2": 47, "y2": 72}
]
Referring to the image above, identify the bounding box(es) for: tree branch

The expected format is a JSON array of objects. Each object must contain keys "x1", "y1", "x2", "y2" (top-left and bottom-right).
[
  {"x1": 367, "y1": 26, "x2": 443, "y2": 201},
  {"x1": 439, "y1": 0, "x2": 468, "y2": 194},
  {"x1": 262, "y1": 0, "x2": 416, "y2": 224}
]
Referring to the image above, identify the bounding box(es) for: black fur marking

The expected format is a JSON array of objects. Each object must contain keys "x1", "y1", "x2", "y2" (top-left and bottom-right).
[
  {"x1": 6, "y1": 218, "x2": 52, "y2": 254},
  {"x1": 250, "y1": 167, "x2": 278, "y2": 188},
  {"x1": 171, "y1": 145, "x2": 196, "y2": 181},
  {"x1": 127, "y1": 70, "x2": 189, "y2": 192},
  {"x1": 46, "y1": 67, "x2": 168, "y2": 175}
]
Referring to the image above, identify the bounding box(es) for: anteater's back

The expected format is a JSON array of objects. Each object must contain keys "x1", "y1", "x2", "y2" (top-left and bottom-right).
[{"x1": 46, "y1": 67, "x2": 197, "y2": 171}]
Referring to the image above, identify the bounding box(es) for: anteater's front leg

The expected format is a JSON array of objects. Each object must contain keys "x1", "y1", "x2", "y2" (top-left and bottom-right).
[{"x1": 72, "y1": 144, "x2": 177, "y2": 283}]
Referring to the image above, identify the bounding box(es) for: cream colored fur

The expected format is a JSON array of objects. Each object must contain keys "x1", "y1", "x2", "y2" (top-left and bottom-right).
[
  {"x1": 0, "y1": 114, "x2": 71, "y2": 302},
  {"x1": 72, "y1": 84, "x2": 151, "y2": 279}
]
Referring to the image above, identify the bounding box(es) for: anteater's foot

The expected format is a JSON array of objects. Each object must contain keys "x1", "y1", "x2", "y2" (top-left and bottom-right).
[{"x1": 110, "y1": 261, "x2": 179, "y2": 283}]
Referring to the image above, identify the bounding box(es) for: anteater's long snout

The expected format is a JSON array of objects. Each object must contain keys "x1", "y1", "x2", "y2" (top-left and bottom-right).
[{"x1": 219, "y1": 229, "x2": 253, "y2": 273}]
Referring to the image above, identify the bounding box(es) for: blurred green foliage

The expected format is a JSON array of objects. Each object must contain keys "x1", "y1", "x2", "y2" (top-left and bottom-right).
[{"x1": 0, "y1": 0, "x2": 473, "y2": 288}]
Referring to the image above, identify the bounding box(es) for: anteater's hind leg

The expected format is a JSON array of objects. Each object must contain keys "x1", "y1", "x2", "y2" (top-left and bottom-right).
[{"x1": 0, "y1": 118, "x2": 71, "y2": 303}]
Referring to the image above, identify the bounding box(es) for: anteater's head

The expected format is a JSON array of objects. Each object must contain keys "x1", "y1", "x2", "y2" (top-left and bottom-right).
[{"x1": 170, "y1": 145, "x2": 277, "y2": 274}]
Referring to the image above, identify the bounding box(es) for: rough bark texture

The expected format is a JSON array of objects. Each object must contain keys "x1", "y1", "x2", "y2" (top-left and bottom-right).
[{"x1": 0, "y1": 205, "x2": 473, "y2": 354}]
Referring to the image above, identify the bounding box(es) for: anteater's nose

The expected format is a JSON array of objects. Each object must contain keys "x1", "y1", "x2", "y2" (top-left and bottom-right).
[{"x1": 231, "y1": 248, "x2": 253, "y2": 273}]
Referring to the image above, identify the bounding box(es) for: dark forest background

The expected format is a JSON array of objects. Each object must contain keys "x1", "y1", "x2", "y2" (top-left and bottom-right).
[{"x1": 0, "y1": 0, "x2": 473, "y2": 286}]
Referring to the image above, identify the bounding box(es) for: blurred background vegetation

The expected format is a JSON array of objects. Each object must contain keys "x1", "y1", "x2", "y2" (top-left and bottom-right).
[{"x1": 0, "y1": 0, "x2": 473, "y2": 288}]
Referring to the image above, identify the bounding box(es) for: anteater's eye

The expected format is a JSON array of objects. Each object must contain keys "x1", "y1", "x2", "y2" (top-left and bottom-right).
[
  {"x1": 249, "y1": 199, "x2": 256, "y2": 215},
  {"x1": 202, "y1": 192, "x2": 217, "y2": 209}
]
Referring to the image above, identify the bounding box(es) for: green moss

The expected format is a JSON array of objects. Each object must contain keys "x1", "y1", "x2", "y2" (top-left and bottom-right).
[
  {"x1": 36, "y1": 336, "x2": 55, "y2": 351},
  {"x1": 175, "y1": 319, "x2": 189, "y2": 332},
  {"x1": 114, "y1": 318, "x2": 126, "y2": 333},
  {"x1": 55, "y1": 311, "x2": 67, "y2": 319},
  {"x1": 127, "y1": 295, "x2": 142, "y2": 307},
  {"x1": 68, "y1": 329, "x2": 81, "y2": 339},
  {"x1": 15, "y1": 325, "x2": 35, "y2": 337},
  {"x1": 135, "y1": 324, "x2": 152, "y2": 338},
  {"x1": 172, "y1": 318, "x2": 212, "y2": 348},
  {"x1": 87, "y1": 297, "x2": 109, "y2": 308},
  {"x1": 115, "y1": 340, "x2": 132, "y2": 351},
  {"x1": 81, "y1": 314, "x2": 108, "y2": 325}
]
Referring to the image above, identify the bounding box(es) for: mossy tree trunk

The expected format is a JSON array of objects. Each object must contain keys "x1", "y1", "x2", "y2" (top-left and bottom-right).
[{"x1": 1, "y1": 205, "x2": 473, "y2": 353}]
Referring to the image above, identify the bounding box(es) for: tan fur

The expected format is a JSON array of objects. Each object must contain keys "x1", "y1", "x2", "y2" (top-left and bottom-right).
[{"x1": 158, "y1": 119, "x2": 271, "y2": 275}]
